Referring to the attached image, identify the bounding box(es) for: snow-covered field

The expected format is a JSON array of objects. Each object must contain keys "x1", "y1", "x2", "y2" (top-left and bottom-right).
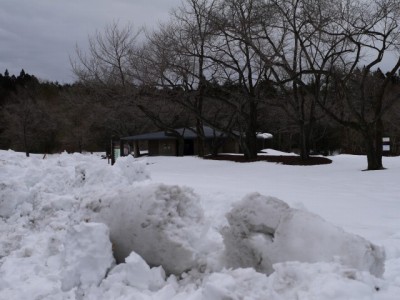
[{"x1": 1, "y1": 149, "x2": 400, "y2": 299}]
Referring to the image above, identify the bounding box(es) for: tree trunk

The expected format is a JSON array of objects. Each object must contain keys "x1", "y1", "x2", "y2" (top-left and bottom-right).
[
  {"x1": 134, "y1": 141, "x2": 140, "y2": 158},
  {"x1": 363, "y1": 122, "x2": 384, "y2": 170},
  {"x1": 196, "y1": 120, "x2": 205, "y2": 157},
  {"x1": 364, "y1": 139, "x2": 383, "y2": 170},
  {"x1": 299, "y1": 123, "x2": 310, "y2": 160},
  {"x1": 243, "y1": 132, "x2": 258, "y2": 160},
  {"x1": 242, "y1": 97, "x2": 258, "y2": 160},
  {"x1": 241, "y1": 126, "x2": 258, "y2": 160},
  {"x1": 78, "y1": 138, "x2": 83, "y2": 154},
  {"x1": 177, "y1": 138, "x2": 184, "y2": 156},
  {"x1": 23, "y1": 125, "x2": 30, "y2": 157}
]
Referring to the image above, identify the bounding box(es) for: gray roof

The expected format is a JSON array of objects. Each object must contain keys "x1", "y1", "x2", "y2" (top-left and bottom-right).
[{"x1": 121, "y1": 126, "x2": 230, "y2": 141}]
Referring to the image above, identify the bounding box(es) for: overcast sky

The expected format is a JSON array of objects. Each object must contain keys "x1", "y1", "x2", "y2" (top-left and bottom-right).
[{"x1": 0, "y1": 0, "x2": 182, "y2": 83}]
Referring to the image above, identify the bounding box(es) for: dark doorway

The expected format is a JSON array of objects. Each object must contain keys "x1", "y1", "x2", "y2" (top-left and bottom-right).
[{"x1": 184, "y1": 140, "x2": 195, "y2": 155}]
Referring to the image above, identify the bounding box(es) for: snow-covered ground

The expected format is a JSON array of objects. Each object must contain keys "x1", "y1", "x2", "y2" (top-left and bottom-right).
[{"x1": 1, "y1": 149, "x2": 400, "y2": 299}]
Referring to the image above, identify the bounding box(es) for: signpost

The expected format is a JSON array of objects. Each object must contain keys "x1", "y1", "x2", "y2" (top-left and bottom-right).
[
  {"x1": 110, "y1": 138, "x2": 121, "y2": 165},
  {"x1": 383, "y1": 137, "x2": 390, "y2": 156}
]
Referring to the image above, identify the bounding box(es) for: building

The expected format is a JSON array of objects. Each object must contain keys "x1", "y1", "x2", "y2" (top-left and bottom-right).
[
  {"x1": 118, "y1": 126, "x2": 240, "y2": 158},
  {"x1": 109, "y1": 126, "x2": 273, "y2": 163}
]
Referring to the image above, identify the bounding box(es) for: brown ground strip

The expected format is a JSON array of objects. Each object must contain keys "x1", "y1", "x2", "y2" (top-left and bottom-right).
[{"x1": 204, "y1": 154, "x2": 332, "y2": 166}]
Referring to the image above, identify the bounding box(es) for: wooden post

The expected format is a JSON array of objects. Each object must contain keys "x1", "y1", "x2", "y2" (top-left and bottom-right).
[
  {"x1": 111, "y1": 139, "x2": 115, "y2": 165},
  {"x1": 120, "y1": 139, "x2": 124, "y2": 158},
  {"x1": 134, "y1": 140, "x2": 140, "y2": 158}
]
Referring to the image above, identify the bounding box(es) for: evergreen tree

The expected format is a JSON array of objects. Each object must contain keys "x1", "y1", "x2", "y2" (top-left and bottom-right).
[{"x1": 19, "y1": 69, "x2": 26, "y2": 79}]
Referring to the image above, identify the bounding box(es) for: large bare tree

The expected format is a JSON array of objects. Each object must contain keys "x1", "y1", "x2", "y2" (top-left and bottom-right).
[
  {"x1": 204, "y1": 0, "x2": 272, "y2": 159},
  {"x1": 231, "y1": 0, "x2": 400, "y2": 168},
  {"x1": 315, "y1": 0, "x2": 400, "y2": 170},
  {"x1": 71, "y1": 23, "x2": 151, "y2": 143},
  {"x1": 134, "y1": 0, "x2": 218, "y2": 156},
  {"x1": 72, "y1": 22, "x2": 142, "y2": 88}
]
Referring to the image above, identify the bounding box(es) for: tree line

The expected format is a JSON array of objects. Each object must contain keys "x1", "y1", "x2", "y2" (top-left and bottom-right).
[
  {"x1": 2, "y1": 0, "x2": 400, "y2": 170},
  {"x1": 0, "y1": 69, "x2": 141, "y2": 156}
]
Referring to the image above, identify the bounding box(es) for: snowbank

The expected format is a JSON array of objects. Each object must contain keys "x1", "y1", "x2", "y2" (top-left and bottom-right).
[
  {"x1": 0, "y1": 181, "x2": 30, "y2": 218},
  {"x1": 1, "y1": 150, "x2": 398, "y2": 299},
  {"x1": 222, "y1": 193, "x2": 385, "y2": 277},
  {"x1": 0, "y1": 222, "x2": 114, "y2": 299},
  {"x1": 95, "y1": 184, "x2": 208, "y2": 275},
  {"x1": 59, "y1": 222, "x2": 115, "y2": 291},
  {"x1": 85, "y1": 252, "x2": 168, "y2": 300}
]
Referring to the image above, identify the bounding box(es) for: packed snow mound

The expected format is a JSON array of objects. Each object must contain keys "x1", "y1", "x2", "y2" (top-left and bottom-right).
[
  {"x1": 2, "y1": 150, "x2": 399, "y2": 299},
  {"x1": 96, "y1": 184, "x2": 208, "y2": 275},
  {"x1": 74, "y1": 154, "x2": 150, "y2": 188},
  {"x1": 84, "y1": 259, "x2": 388, "y2": 300},
  {"x1": 0, "y1": 222, "x2": 114, "y2": 299},
  {"x1": 222, "y1": 193, "x2": 385, "y2": 277},
  {"x1": 0, "y1": 182, "x2": 30, "y2": 218},
  {"x1": 0, "y1": 151, "x2": 150, "y2": 298},
  {"x1": 200, "y1": 261, "x2": 387, "y2": 300},
  {"x1": 85, "y1": 252, "x2": 167, "y2": 300},
  {"x1": 59, "y1": 222, "x2": 115, "y2": 291},
  {"x1": 0, "y1": 152, "x2": 148, "y2": 219}
]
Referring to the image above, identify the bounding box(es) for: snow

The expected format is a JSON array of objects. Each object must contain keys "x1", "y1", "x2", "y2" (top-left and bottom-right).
[
  {"x1": 96, "y1": 184, "x2": 208, "y2": 274},
  {"x1": 259, "y1": 148, "x2": 298, "y2": 156},
  {"x1": 1, "y1": 149, "x2": 400, "y2": 299},
  {"x1": 222, "y1": 193, "x2": 385, "y2": 276},
  {"x1": 256, "y1": 132, "x2": 273, "y2": 139},
  {"x1": 59, "y1": 222, "x2": 114, "y2": 291}
]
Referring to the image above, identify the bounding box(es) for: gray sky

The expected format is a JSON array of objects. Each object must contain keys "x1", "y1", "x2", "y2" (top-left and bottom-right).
[{"x1": 0, "y1": 0, "x2": 182, "y2": 83}]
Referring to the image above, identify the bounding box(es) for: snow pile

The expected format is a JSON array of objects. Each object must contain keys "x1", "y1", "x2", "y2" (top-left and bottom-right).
[
  {"x1": 85, "y1": 260, "x2": 391, "y2": 299},
  {"x1": 1, "y1": 150, "x2": 399, "y2": 299},
  {"x1": 0, "y1": 152, "x2": 149, "y2": 220},
  {"x1": 0, "y1": 151, "x2": 150, "y2": 298},
  {"x1": 96, "y1": 184, "x2": 208, "y2": 275},
  {"x1": 199, "y1": 261, "x2": 387, "y2": 300},
  {"x1": 0, "y1": 222, "x2": 114, "y2": 299},
  {"x1": 0, "y1": 181, "x2": 30, "y2": 218},
  {"x1": 222, "y1": 193, "x2": 385, "y2": 277},
  {"x1": 59, "y1": 222, "x2": 114, "y2": 291},
  {"x1": 75, "y1": 154, "x2": 149, "y2": 188},
  {"x1": 85, "y1": 252, "x2": 169, "y2": 300},
  {"x1": 259, "y1": 148, "x2": 298, "y2": 156},
  {"x1": 257, "y1": 132, "x2": 273, "y2": 139}
]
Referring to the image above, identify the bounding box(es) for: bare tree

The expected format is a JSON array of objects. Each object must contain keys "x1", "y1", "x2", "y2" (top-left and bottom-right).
[
  {"x1": 172, "y1": 0, "x2": 218, "y2": 156},
  {"x1": 1, "y1": 90, "x2": 55, "y2": 157},
  {"x1": 226, "y1": 0, "x2": 351, "y2": 159},
  {"x1": 137, "y1": 0, "x2": 274, "y2": 159},
  {"x1": 315, "y1": 0, "x2": 400, "y2": 170},
  {"x1": 199, "y1": 0, "x2": 272, "y2": 159},
  {"x1": 231, "y1": 0, "x2": 400, "y2": 169},
  {"x1": 72, "y1": 22, "x2": 142, "y2": 88},
  {"x1": 71, "y1": 22, "x2": 152, "y2": 146},
  {"x1": 134, "y1": 0, "x2": 218, "y2": 156}
]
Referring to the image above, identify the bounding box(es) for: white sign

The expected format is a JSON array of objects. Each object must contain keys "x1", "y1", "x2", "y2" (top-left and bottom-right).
[
  {"x1": 383, "y1": 145, "x2": 390, "y2": 151},
  {"x1": 114, "y1": 148, "x2": 120, "y2": 159},
  {"x1": 383, "y1": 137, "x2": 390, "y2": 142}
]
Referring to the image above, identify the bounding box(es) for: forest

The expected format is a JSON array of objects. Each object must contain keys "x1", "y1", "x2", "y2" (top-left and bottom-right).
[{"x1": 1, "y1": 0, "x2": 400, "y2": 170}]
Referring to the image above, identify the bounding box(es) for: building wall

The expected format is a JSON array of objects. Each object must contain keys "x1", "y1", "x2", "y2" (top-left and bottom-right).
[
  {"x1": 147, "y1": 138, "x2": 242, "y2": 156},
  {"x1": 148, "y1": 140, "x2": 177, "y2": 156},
  {"x1": 148, "y1": 140, "x2": 159, "y2": 156},
  {"x1": 222, "y1": 139, "x2": 240, "y2": 153},
  {"x1": 158, "y1": 140, "x2": 177, "y2": 156}
]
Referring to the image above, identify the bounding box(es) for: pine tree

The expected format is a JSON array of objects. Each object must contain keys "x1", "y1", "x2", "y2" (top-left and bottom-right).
[{"x1": 19, "y1": 69, "x2": 26, "y2": 79}]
